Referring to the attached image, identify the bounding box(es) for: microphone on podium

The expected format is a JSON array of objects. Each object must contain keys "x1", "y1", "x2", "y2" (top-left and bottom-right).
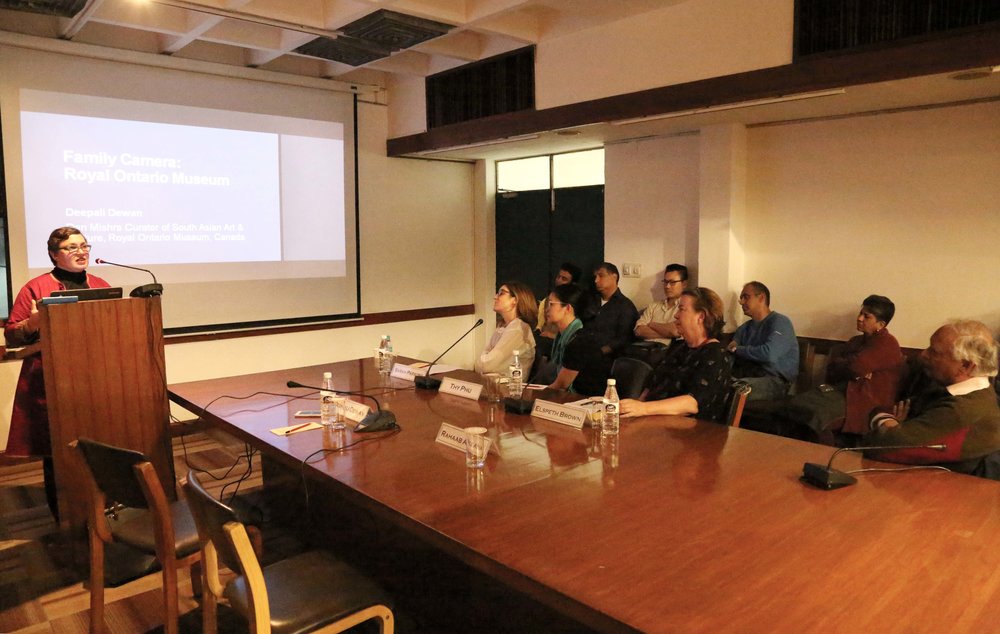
[
  {"x1": 801, "y1": 443, "x2": 947, "y2": 490},
  {"x1": 94, "y1": 258, "x2": 164, "y2": 297},
  {"x1": 286, "y1": 380, "x2": 398, "y2": 433},
  {"x1": 414, "y1": 318, "x2": 485, "y2": 390}
]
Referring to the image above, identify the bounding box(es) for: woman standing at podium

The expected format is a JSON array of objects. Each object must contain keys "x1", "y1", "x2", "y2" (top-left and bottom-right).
[{"x1": 4, "y1": 226, "x2": 110, "y2": 520}]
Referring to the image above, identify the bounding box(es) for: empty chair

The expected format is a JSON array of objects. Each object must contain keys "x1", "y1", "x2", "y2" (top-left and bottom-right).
[
  {"x1": 726, "y1": 382, "x2": 752, "y2": 427},
  {"x1": 181, "y1": 470, "x2": 394, "y2": 634},
  {"x1": 69, "y1": 438, "x2": 201, "y2": 634},
  {"x1": 610, "y1": 357, "x2": 654, "y2": 400}
]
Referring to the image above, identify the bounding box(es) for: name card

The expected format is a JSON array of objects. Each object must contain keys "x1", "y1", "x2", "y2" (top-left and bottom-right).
[
  {"x1": 391, "y1": 363, "x2": 419, "y2": 381},
  {"x1": 340, "y1": 399, "x2": 371, "y2": 423},
  {"x1": 531, "y1": 399, "x2": 590, "y2": 429},
  {"x1": 435, "y1": 422, "x2": 493, "y2": 455},
  {"x1": 440, "y1": 377, "x2": 483, "y2": 401}
]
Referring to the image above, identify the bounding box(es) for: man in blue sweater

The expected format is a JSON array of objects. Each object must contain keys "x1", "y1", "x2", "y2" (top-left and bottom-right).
[{"x1": 728, "y1": 281, "x2": 799, "y2": 401}]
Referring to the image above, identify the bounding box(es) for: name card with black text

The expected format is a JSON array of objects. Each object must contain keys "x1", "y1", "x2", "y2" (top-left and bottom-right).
[
  {"x1": 391, "y1": 363, "x2": 419, "y2": 381},
  {"x1": 531, "y1": 399, "x2": 590, "y2": 429},
  {"x1": 440, "y1": 377, "x2": 483, "y2": 401}
]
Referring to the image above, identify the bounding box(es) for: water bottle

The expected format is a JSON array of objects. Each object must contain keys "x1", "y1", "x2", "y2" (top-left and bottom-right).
[
  {"x1": 378, "y1": 335, "x2": 393, "y2": 373},
  {"x1": 508, "y1": 350, "x2": 524, "y2": 400},
  {"x1": 320, "y1": 371, "x2": 336, "y2": 428},
  {"x1": 601, "y1": 378, "x2": 620, "y2": 436}
]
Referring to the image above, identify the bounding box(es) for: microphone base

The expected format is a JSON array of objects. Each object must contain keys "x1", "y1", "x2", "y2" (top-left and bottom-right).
[
  {"x1": 130, "y1": 283, "x2": 163, "y2": 298},
  {"x1": 414, "y1": 375, "x2": 442, "y2": 390},
  {"x1": 354, "y1": 410, "x2": 398, "y2": 433},
  {"x1": 503, "y1": 397, "x2": 535, "y2": 415},
  {"x1": 801, "y1": 463, "x2": 857, "y2": 490}
]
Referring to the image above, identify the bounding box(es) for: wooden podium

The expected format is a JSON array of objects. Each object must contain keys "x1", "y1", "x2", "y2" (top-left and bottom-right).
[{"x1": 38, "y1": 297, "x2": 173, "y2": 529}]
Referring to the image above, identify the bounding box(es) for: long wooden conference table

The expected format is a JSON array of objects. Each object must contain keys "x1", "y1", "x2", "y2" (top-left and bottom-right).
[{"x1": 168, "y1": 357, "x2": 1000, "y2": 632}]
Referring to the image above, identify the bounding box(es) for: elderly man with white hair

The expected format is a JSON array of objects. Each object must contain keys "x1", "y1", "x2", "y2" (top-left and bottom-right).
[{"x1": 864, "y1": 320, "x2": 1000, "y2": 467}]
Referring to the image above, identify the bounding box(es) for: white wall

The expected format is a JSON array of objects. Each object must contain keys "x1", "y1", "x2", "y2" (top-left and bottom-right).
[
  {"x1": 535, "y1": 0, "x2": 794, "y2": 109},
  {"x1": 744, "y1": 100, "x2": 1000, "y2": 348},
  {"x1": 604, "y1": 134, "x2": 700, "y2": 312},
  {"x1": 386, "y1": 0, "x2": 794, "y2": 137},
  {"x1": 602, "y1": 100, "x2": 1000, "y2": 349}
]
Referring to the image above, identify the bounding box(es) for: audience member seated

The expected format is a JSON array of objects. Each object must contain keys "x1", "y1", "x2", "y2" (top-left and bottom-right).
[
  {"x1": 864, "y1": 320, "x2": 1000, "y2": 469},
  {"x1": 728, "y1": 281, "x2": 799, "y2": 401},
  {"x1": 475, "y1": 281, "x2": 538, "y2": 375},
  {"x1": 620, "y1": 287, "x2": 732, "y2": 423},
  {"x1": 778, "y1": 295, "x2": 905, "y2": 444},
  {"x1": 536, "y1": 262, "x2": 582, "y2": 339},
  {"x1": 545, "y1": 283, "x2": 610, "y2": 396},
  {"x1": 586, "y1": 262, "x2": 639, "y2": 359},
  {"x1": 634, "y1": 263, "x2": 688, "y2": 347}
]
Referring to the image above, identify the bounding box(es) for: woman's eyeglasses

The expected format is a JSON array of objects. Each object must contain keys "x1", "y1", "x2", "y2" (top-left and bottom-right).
[{"x1": 58, "y1": 244, "x2": 92, "y2": 254}]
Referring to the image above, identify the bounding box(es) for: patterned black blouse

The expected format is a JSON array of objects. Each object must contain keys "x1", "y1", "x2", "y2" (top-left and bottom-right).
[{"x1": 645, "y1": 340, "x2": 733, "y2": 423}]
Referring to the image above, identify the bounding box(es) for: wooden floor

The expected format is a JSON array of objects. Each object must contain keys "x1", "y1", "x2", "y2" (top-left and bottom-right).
[
  {"x1": 1, "y1": 428, "x2": 591, "y2": 633},
  {"x1": 0, "y1": 429, "x2": 268, "y2": 633}
]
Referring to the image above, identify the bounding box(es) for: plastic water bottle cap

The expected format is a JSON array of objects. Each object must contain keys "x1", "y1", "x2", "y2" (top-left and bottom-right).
[
  {"x1": 323, "y1": 372, "x2": 332, "y2": 379},
  {"x1": 607, "y1": 378, "x2": 616, "y2": 386}
]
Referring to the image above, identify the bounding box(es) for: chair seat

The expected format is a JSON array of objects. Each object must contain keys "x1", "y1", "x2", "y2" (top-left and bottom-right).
[
  {"x1": 110, "y1": 500, "x2": 201, "y2": 559},
  {"x1": 224, "y1": 551, "x2": 391, "y2": 634}
]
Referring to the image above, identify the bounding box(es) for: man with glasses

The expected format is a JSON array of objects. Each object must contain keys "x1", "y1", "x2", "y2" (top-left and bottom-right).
[
  {"x1": 4, "y1": 226, "x2": 110, "y2": 520},
  {"x1": 634, "y1": 263, "x2": 688, "y2": 347},
  {"x1": 728, "y1": 281, "x2": 799, "y2": 401}
]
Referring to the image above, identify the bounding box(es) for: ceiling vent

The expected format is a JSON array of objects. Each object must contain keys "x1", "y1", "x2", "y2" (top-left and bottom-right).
[
  {"x1": 294, "y1": 9, "x2": 454, "y2": 67},
  {"x1": 0, "y1": 0, "x2": 86, "y2": 17},
  {"x1": 294, "y1": 36, "x2": 390, "y2": 67},
  {"x1": 340, "y1": 9, "x2": 453, "y2": 51}
]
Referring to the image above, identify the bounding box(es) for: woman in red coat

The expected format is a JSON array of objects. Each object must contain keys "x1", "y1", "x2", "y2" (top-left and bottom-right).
[{"x1": 4, "y1": 226, "x2": 110, "y2": 519}]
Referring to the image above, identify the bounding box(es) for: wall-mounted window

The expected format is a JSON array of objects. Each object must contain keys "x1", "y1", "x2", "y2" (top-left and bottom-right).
[
  {"x1": 495, "y1": 148, "x2": 605, "y2": 299},
  {"x1": 497, "y1": 148, "x2": 603, "y2": 192}
]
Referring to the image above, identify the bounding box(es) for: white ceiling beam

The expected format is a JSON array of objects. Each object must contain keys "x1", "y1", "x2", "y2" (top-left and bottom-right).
[
  {"x1": 412, "y1": 29, "x2": 481, "y2": 62},
  {"x1": 61, "y1": 0, "x2": 107, "y2": 39}
]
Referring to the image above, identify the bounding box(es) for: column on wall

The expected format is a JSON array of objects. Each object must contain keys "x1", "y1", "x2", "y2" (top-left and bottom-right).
[
  {"x1": 474, "y1": 159, "x2": 497, "y2": 352},
  {"x1": 697, "y1": 123, "x2": 748, "y2": 330}
]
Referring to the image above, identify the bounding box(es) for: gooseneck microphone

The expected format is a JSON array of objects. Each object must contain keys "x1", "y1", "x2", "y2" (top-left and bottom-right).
[
  {"x1": 414, "y1": 318, "x2": 485, "y2": 390},
  {"x1": 801, "y1": 443, "x2": 947, "y2": 490},
  {"x1": 94, "y1": 258, "x2": 164, "y2": 297},
  {"x1": 286, "y1": 380, "x2": 398, "y2": 432}
]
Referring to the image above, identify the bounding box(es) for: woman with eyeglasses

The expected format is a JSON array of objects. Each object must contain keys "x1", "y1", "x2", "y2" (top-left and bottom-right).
[
  {"x1": 544, "y1": 283, "x2": 610, "y2": 396},
  {"x1": 4, "y1": 226, "x2": 110, "y2": 519},
  {"x1": 475, "y1": 281, "x2": 538, "y2": 375},
  {"x1": 620, "y1": 287, "x2": 732, "y2": 423}
]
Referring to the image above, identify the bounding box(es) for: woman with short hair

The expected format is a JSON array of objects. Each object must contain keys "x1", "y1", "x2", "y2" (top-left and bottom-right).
[
  {"x1": 4, "y1": 226, "x2": 111, "y2": 519},
  {"x1": 620, "y1": 287, "x2": 732, "y2": 423}
]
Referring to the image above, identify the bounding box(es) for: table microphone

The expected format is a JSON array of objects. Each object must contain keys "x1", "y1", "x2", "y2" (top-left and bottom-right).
[
  {"x1": 415, "y1": 318, "x2": 484, "y2": 390},
  {"x1": 94, "y1": 258, "x2": 164, "y2": 297},
  {"x1": 286, "y1": 380, "x2": 398, "y2": 432},
  {"x1": 801, "y1": 443, "x2": 947, "y2": 490}
]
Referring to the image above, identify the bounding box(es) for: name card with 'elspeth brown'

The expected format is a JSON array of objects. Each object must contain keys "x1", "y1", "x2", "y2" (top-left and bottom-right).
[{"x1": 531, "y1": 399, "x2": 589, "y2": 429}]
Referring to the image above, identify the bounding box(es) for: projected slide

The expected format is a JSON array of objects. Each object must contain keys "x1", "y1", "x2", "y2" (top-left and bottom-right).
[
  {"x1": 22, "y1": 113, "x2": 282, "y2": 266},
  {"x1": 6, "y1": 76, "x2": 357, "y2": 330},
  {"x1": 18, "y1": 90, "x2": 346, "y2": 281}
]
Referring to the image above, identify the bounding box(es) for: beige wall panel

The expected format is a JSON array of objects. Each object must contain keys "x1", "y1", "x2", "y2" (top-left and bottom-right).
[
  {"x1": 604, "y1": 134, "x2": 700, "y2": 312},
  {"x1": 745, "y1": 101, "x2": 1000, "y2": 347},
  {"x1": 535, "y1": 0, "x2": 793, "y2": 110}
]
